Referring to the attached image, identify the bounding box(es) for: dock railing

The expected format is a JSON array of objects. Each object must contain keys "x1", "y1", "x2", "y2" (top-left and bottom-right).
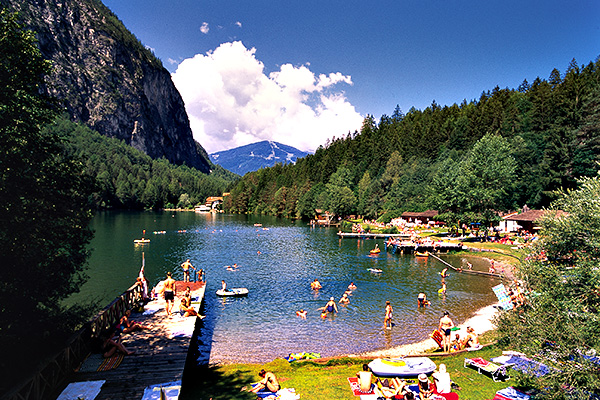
[{"x1": 2, "y1": 284, "x2": 144, "y2": 400}]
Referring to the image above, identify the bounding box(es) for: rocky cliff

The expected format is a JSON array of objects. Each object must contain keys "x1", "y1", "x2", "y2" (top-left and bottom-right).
[{"x1": 1, "y1": 0, "x2": 210, "y2": 172}]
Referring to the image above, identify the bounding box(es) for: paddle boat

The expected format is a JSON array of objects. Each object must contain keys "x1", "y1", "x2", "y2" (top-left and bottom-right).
[
  {"x1": 415, "y1": 251, "x2": 429, "y2": 257},
  {"x1": 216, "y1": 287, "x2": 249, "y2": 297},
  {"x1": 368, "y1": 357, "x2": 436, "y2": 377}
]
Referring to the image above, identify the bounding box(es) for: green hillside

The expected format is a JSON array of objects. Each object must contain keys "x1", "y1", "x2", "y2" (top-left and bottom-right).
[
  {"x1": 48, "y1": 116, "x2": 238, "y2": 210},
  {"x1": 225, "y1": 57, "x2": 600, "y2": 224}
]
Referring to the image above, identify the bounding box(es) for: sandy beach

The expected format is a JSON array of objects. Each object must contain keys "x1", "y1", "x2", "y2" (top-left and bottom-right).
[{"x1": 354, "y1": 302, "x2": 500, "y2": 358}]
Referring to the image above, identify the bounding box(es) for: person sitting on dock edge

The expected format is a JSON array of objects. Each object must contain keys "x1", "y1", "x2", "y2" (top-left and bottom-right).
[{"x1": 180, "y1": 286, "x2": 205, "y2": 319}]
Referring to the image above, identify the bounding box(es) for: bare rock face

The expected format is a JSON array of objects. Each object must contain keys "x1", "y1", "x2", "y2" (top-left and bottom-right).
[{"x1": 2, "y1": 0, "x2": 211, "y2": 172}]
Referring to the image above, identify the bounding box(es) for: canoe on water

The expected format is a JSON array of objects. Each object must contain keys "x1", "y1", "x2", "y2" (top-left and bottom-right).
[{"x1": 415, "y1": 251, "x2": 429, "y2": 257}]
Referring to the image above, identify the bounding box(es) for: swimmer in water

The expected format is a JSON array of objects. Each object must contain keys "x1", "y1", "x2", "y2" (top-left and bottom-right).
[{"x1": 322, "y1": 297, "x2": 338, "y2": 313}]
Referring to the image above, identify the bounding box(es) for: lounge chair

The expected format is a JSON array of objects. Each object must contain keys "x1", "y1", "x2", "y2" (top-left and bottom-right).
[{"x1": 464, "y1": 357, "x2": 510, "y2": 382}]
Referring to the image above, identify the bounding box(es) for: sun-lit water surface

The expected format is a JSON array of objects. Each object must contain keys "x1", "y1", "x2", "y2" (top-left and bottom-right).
[{"x1": 80, "y1": 211, "x2": 498, "y2": 364}]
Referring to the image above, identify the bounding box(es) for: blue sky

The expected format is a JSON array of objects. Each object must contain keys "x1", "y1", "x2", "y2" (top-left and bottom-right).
[{"x1": 102, "y1": 0, "x2": 599, "y2": 153}]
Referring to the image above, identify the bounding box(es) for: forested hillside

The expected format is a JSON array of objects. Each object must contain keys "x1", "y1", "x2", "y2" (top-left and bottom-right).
[
  {"x1": 225, "y1": 57, "x2": 600, "y2": 224},
  {"x1": 48, "y1": 117, "x2": 237, "y2": 210}
]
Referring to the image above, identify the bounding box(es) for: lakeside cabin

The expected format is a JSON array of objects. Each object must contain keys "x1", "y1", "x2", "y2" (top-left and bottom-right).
[{"x1": 503, "y1": 209, "x2": 567, "y2": 233}]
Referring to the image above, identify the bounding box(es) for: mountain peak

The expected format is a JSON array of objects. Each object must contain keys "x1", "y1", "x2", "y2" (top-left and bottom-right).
[{"x1": 210, "y1": 141, "x2": 309, "y2": 176}]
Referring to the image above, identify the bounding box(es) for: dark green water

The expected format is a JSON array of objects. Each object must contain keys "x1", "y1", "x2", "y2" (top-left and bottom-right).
[{"x1": 79, "y1": 211, "x2": 497, "y2": 363}]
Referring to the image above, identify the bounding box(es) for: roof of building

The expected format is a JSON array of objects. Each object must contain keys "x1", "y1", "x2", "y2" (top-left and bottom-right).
[
  {"x1": 401, "y1": 210, "x2": 439, "y2": 218},
  {"x1": 505, "y1": 209, "x2": 567, "y2": 222}
]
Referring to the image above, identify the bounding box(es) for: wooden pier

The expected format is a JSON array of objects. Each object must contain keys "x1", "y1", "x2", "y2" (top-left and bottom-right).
[
  {"x1": 385, "y1": 241, "x2": 464, "y2": 254},
  {"x1": 54, "y1": 281, "x2": 206, "y2": 400},
  {"x1": 337, "y1": 232, "x2": 412, "y2": 239}
]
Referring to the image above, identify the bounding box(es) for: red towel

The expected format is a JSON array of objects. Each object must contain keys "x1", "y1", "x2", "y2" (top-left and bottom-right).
[{"x1": 347, "y1": 377, "x2": 375, "y2": 396}]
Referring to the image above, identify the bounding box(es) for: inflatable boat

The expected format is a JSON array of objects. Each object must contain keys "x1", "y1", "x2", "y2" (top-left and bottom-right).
[
  {"x1": 368, "y1": 357, "x2": 436, "y2": 377},
  {"x1": 216, "y1": 288, "x2": 249, "y2": 297}
]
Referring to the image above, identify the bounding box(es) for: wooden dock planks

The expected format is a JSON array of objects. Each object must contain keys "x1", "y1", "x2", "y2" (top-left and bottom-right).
[{"x1": 65, "y1": 281, "x2": 206, "y2": 400}]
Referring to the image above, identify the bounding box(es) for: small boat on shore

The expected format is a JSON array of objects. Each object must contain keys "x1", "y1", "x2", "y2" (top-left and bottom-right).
[
  {"x1": 216, "y1": 288, "x2": 249, "y2": 297},
  {"x1": 368, "y1": 357, "x2": 436, "y2": 377}
]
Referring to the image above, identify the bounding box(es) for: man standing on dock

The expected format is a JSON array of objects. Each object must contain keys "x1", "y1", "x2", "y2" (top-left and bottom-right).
[
  {"x1": 163, "y1": 272, "x2": 176, "y2": 316},
  {"x1": 181, "y1": 259, "x2": 196, "y2": 282}
]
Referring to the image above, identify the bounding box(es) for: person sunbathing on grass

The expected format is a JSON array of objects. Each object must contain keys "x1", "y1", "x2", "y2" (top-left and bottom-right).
[
  {"x1": 249, "y1": 369, "x2": 280, "y2": 393},
  {"x1": 356, "y1": 364, "x2": 373, "y2": 393}
]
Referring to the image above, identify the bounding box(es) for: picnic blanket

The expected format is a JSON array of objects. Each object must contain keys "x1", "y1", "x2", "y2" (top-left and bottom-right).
[
  {"x1": 78, "y1": 353, "x2": 124, "y2": 372},
  {"x1": 55, "y1": 380, "x2": 105, "y2": 400},
  {"x1": 347, "y1": 377, "x2": 375, "y2": 396}
]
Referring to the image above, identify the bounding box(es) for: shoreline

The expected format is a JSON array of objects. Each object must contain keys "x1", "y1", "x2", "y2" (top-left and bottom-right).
[{"x1": 350, "y1": 302, "x2": 499, "y2": 359}]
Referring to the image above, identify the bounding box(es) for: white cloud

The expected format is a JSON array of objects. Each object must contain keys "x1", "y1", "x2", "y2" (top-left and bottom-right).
[
  {"x1": 200, "y1": 22, "x2": 209, "y2": 34},
  {"x1": 171, "y1": 41, "x2": 363, "y2": 153}
]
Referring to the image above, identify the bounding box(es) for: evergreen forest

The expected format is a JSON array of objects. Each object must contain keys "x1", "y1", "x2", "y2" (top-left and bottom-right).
[
  {"x1": 224, "y1": 56, "x2": 600, "y2": 226},
  {"x1": 49, "y1": 116, "x2": 238, "y2": 210}
]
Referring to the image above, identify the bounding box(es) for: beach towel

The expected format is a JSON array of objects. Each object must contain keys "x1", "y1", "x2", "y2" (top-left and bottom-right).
[
  {"x1": 77, "y1": 353, "x2": 124, "y2": 372},
  {"x1": 254, "y1": 388, "x2": 299, "y2": 400},
  {"x1": 55, "y1": 380, "x2": 105, "y2": 400},
  {"x1": 493, "y1": 387, "x2": 530, "y2": 400},
  {"x1": 347, "y1": 377, "x2": 375, "y2": 396},
  {"x1": 141, "y1": 380, "x2": 181, "y2": 400}
]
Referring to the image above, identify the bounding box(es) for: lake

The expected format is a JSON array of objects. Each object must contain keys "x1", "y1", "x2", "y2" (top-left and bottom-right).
[{"x1": 78, "y1": 211, "x2": 498, "y2": 364}]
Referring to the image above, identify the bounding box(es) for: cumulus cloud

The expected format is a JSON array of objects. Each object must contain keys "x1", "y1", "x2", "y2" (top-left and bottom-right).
[
  {"x1": 200, "y1": 22, "x2": 209, "y2": 34},
  {"x1": 171, "y1": 41, "x2": 363, "y2": 153}
]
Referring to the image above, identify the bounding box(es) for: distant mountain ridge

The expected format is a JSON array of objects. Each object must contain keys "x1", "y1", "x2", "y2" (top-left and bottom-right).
[{"x1": 210, "y1": 141, "x2": 309, "y2": 176}]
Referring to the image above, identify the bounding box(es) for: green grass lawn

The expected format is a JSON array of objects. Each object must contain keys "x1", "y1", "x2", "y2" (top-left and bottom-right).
[{"x1": 181, "y1": 344, "x2": 518, "y2": 400}]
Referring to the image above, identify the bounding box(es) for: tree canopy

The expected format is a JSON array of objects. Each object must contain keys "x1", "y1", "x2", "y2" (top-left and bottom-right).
[
  {"x1": 224, "y1": 56, "x2": 600, "y2": 226},
  {"x1": 0, "y1": 8, "x2": 94, "y2": 390},
  {"x1": 495, "y1": 175, "x2": 600, "y2": 398}
]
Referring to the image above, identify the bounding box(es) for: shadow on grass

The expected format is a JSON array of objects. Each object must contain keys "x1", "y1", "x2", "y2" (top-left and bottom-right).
[{"x1": 180, "y1": 364, "x2": 256, "y2": 400}]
